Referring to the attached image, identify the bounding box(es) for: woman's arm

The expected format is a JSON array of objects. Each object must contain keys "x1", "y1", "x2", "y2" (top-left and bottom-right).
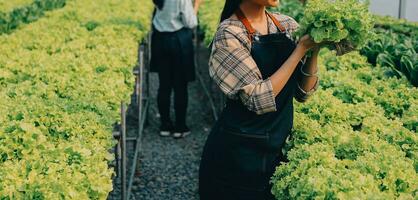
[
  {"x1": 298, "y1": 47, "x2": 319, "y2": 95},
  {"x1": 270, "y1": 35, "x2": 317, "y2": 96},
  {"x1": 209, "y1": 27, "x2": 316, "y2": 115}
]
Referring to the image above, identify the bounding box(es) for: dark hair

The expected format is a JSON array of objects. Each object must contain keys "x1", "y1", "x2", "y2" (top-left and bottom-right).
[
  {"x1": 220, "y1": 0, "x2": 242, "y2": 22},
  {"x1": 153, "y1": 0, "x2": 165, "y2": 10}
]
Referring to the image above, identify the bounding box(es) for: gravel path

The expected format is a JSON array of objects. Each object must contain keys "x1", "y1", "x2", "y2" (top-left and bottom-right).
[
  {"x1": 132, "y1": 73, "x2": 213, "y2": 200},
  {"x1": 109, "y1": 44, "x2": 216, "y2": 200}
]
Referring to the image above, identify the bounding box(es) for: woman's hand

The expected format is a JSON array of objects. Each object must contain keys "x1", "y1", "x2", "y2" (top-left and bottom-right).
[{"x1": 297, "y1": 35, "x2": 319, "y2": 53}]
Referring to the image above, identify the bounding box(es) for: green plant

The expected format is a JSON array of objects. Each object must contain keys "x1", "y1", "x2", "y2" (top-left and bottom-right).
[
  {"x1": 272, "y1": 50, "x2": 417, "y2": 199},
  {"x1": 374, "y1": 15, "x2": 418, "y2": 38},
  {"x1": 361, "y1": 17, "x2": 418, "y2": 87},
  {"x1": 0, "y1": 0, "x2": 67, "y2": 34},
  {"x1": 0, "y1": 0, "x2": 153, "y2": 198},
  {"x1": 297, "y1": 0, "x2": 375, "y2": 50},
  {"x1": 0, "y1": 0, "x2": 33, "y2": 13},
  {"x1": 198, "y1": 0, "x2": 223, "y2": 46}
]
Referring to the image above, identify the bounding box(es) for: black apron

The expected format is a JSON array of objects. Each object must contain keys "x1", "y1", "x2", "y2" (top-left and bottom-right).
[{"x1": 199, "y1": 10, "x2": 301, "y2": 200}]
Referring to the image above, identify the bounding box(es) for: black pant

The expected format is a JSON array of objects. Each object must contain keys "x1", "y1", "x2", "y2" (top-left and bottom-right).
[{"x1": 155, "y1": 32, "x2": 189, "y2": 128}]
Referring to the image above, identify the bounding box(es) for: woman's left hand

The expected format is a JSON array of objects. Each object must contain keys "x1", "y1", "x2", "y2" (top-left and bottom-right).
[
  {"x1": 298, "y1": 35, "x2": 316, "y2": 51},
  {"x1": 297, "y1": 35, "x2": 320, "y2": 53}
]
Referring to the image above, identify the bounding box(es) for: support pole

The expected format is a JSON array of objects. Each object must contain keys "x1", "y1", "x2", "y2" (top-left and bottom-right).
[{"x1": 120, "y1": 103, "x2": 127, "y2": 200}]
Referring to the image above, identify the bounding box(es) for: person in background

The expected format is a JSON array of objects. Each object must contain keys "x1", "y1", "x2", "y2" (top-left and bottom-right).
[{"x1": 150, "y1": 0, "x2": 202, "y2": 138}]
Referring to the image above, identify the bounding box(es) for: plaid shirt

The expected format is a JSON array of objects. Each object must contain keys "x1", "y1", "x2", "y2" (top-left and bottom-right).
[{"x1": 209, "y1": 13, "x2": 318, "y2": 115}]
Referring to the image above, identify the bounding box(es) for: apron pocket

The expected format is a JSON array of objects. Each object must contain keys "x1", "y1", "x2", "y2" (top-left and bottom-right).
[{"x1": 214, "y1": 126, "x2": 270, "y2": 191}]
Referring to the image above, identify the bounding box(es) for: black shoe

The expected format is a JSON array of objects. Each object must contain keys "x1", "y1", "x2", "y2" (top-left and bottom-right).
[
  {"x1": 160, "y1": 122, "x2": 173, "y2": 137},
  {"x1": 173, "y1": 126, "x2": 191, "y2": 139}
]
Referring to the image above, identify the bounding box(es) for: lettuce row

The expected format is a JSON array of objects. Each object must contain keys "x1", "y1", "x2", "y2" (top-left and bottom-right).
[
  {"x1": 0, "y1": 0, "x2": 153, "y2": 199},
  {"x1": 198, "y1": 0, "x2": 223, "y2": 46},
  {"x1": 272, "y1": 50, "x2": 417, "y2": 199},
  {"x1": 0, "y1": 0, "x2": 67, "y2": 34}
]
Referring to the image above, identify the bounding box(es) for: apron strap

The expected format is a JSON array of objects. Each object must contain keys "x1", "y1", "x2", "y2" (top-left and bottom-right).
[
  {"x1": 235, "y1": 9, "x2": 256, "y2": 42},
  {"x1": 265, "y1": 12, "x2": 286, "y2": 33},
  {"x1": 235, "y1": 9, "x2": 287, "y2": 42}
]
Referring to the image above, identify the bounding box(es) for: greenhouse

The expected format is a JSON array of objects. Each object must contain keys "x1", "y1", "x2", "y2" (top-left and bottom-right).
[{"x1": 0, "y1": 0, "x2": 416, "y2": 199}]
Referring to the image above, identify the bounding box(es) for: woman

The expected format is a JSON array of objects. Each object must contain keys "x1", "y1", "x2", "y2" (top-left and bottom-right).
[
  {"x1": 199, "y1": 0, "x2": 321, "y2": 199},
  {"x1": 150, "y1": 0, "x2": 202, "y2": 138}
]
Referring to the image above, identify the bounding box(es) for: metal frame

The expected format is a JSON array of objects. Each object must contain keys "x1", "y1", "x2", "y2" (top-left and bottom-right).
[
  {"x1": 113, "y1": 33, "x2": 151, "y2": 200},
  {"x1": 111, "y1": 102, "x2": 127, "y2": 200},
  {"x1": 126, "y1": 42, "x2": 150, "y2": 200},
  {"x1": 398, "y1": 0, "x2": 406, "y2": 19},
  {"x1": 121, "y1": 103, "x2": 127, "y2": 200}
]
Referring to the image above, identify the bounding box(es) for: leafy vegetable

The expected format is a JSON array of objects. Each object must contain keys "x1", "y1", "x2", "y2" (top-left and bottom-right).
[
  {"x1": 0, "y1": 0, "x2": 67, "y2": 34},
  {"x1": 0, "y1": 0, "x2": 153, "y2": 198},
  {"x1": 272, "y1": 50, "x2": 418, "y2": 200},
  {"x1": 361, "y1": 16, "x2": 418, "y2": 87},
  {"x1": 198, "y1": 0, "x2": 223, "y2": 46},
  {"x1": 297, "y1": 0, "x2": 375, "y2": 50}
]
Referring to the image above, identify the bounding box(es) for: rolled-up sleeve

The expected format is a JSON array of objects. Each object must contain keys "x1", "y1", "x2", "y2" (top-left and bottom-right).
[
  {"x1": 209, "y1": 26, "x2": 277, "y2": 115},
  {"x1": 180, "y1": 0, "x2": 197, "y2": 29}
]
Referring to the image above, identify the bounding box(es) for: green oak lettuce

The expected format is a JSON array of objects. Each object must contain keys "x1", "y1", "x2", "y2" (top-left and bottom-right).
[{"x1": 297, "y1": 0, "x2": 375, "y2": 50}]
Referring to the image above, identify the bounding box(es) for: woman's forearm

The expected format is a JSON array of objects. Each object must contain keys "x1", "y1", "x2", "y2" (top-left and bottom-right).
[
  {"x1": 298, "y1": 47, "x2": 319, "y2": 92},
  {"x1": 270, "y1": 45, "x2": 307, "y2": 96}
]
